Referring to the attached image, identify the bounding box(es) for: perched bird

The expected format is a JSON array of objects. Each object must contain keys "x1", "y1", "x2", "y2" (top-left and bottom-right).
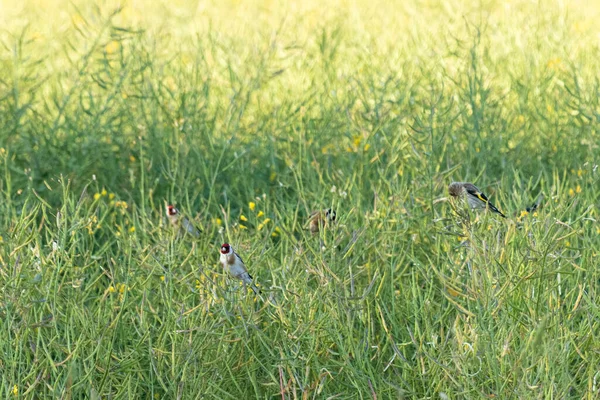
[
  {"x1": 219, "y1": 243, "x2": 260, "y2": 294},
  {"x1": 448, "y1": 182, "x2": 506, "y2": 218},
  {"x1": 165, "y1": 204, "x2": 201, "y2": 237},
  {"x1": 526, "y1": 194, "x2": 544, "y2": 213},
  {"x1": 308, "y1": 208, "x2": 337, "y2": 234}
]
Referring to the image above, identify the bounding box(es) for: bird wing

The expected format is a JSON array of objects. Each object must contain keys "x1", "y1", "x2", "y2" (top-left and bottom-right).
[
  {"x1": 234, "y1": 251, "x2": 245, "y2": 265},
  {"x1": 464, "y1": 184, "x2": 489, "y2": 202},
  {"x1": 464, "y1": 184, "x2": 506, "y2": 218},
  {"x1": 182, "y1": 218, "x2": 200, "y2": 236},
  {"x1": 526, "y1": 195, "x2": 544, "y2": 213}
]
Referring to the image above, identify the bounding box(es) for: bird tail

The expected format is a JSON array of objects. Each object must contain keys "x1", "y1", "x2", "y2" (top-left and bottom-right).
[
  {"x1": 242, "y1": 274, "x2": 261, "y2": 294},
  {"x1": 250, "y1": 283, "x2": 261, "y2": 295},
  {"x1": 485, "y1": 201, "x2": 506, "y2": 218}
]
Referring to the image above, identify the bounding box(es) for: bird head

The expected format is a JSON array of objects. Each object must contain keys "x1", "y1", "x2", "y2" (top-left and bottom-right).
[
  {"x1": 325, "y1": 208, "x2": 336, "y2": 222},
  {"x1": 448, "y1": 182, "x2": 464, "y2": 198},
  {"x1": 220, "y1": 243, "x2": 232, "y2": 255},
  {"x1": 166, "y1": 205, "x2": 179, "y2": 216}
]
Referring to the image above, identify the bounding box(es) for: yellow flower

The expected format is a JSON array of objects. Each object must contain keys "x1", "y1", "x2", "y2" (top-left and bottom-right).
[
  {"x1": 181, "y1": 54, "x2": 192, "y2": 66},
  {"x1": 520, "y1": 210, "x2": 529, "y2": 218},
  {"x1": 569, "y1": 188, "x2": 575, "y2": 196},
  {"x1": 129, "y1": 226, "x2": 135, "y2": 233},
  {"x1": 109, "y1": 193, "x2": 115, "y2": 200},
  {"x1": 321, "y1": 144, "x2": 334, "y2": 154},
  {"x1": 576, "y1": 185, "x2": 582, "y2": 193},
  {"x1": 129, "y1": 155, "x2": 136, "y2": 162},
  {"x1": 108, "y1": 286, "x2": 116, "y2": 293},
  {"x1": 239, "y1": 224, "x2": 247, "y2": 230},
  {"x1": 547, "y1": 58, "x2": 562, "y2": 70},
  {"x1": 12, "y1": 385, "x2": 18, "y2": 396},
  {"x1": 257, "y1": 218, "x2": 271, "y2": 231},
  {"x1": 215, "y1": 218, "x2": 222, "y2": 226},
  {"x1": 363, "y1": 143, "x2": 370, "y2": 151},
  {"x1": 0, "y1": 236, "x2": 3, "y2": 243},
  {"x1": 257, "y1": 211, "x2": 265, "y2": 218},
  {"x1": 249, "y1": 202, "x2": 256, "y2": 211},
  {"x1": 165, "y1": 76, "x2": 177, "y2": 91},
  {"x1": 71, "y1": 13, "x2": 85, "y2": 27},
  {"x1": 94, "y1": 193, "x2": 101, "y2": 200},
  {"x1": 160, "y1": 276, "x2": 165, "y2": 282},
  {"x1": 105, "y1": 40, "x2": 120, "y2": 54},
  {"x1": 101, "y1": 189, "x2": 107, "y2": 196},
  {"x1": 240, "y1": 215, "x2": 248, "y2": 222},
  {"x1": 577, "y1": 169, "x2": 583, "y2": 177},
  {"x1": 195, "y1": 279, "x2": 201, "y2": 290}
]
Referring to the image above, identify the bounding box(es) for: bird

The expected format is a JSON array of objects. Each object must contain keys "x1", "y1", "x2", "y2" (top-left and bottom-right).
[
  {"x1": 308, "y1": 208, "x2": 337, "y2": 234},
  {"x1": 526, "y1": 194, "x2": 544, "y2": 213},
  {"x1": 219, "y1": 243, "x2": 260, "y2": 294},
  {"x1": 165, "y1": 204, "x2": 201, "y2": 237},
  {"x1": 448, "y1": 182, "x2": 506, "y2": 218}
]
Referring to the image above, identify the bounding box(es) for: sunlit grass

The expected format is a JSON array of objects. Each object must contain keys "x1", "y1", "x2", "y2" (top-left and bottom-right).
[{"x1": 1, "y1": 0, "x2": 600, "y2": 397}]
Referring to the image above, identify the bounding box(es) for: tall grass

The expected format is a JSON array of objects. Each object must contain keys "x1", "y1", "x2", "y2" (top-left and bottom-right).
[{"x1": 1, "y1": 0, "x2": 599, "y2": 397}]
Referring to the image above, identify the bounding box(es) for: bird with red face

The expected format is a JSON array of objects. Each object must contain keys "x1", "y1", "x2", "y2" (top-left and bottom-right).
[
  {"x1": 219, "y1": 243, "x2": 260, "y2": 294},
  {"x1": 308, "y1": 208, "x2": 336, "y2": 234},
  {"x1": 165, "y1": 204, "x2": 201, "y2": 237}
]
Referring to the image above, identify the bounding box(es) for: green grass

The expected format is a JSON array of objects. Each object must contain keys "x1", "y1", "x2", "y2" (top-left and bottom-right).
[{"x1": 1, "y1": 0, "x2": 600, "y2": 398}]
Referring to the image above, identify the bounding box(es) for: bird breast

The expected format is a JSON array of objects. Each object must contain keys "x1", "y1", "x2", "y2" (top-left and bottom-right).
[{"x1": 220, "y1": 252, "x2": 236, "y2": 266}]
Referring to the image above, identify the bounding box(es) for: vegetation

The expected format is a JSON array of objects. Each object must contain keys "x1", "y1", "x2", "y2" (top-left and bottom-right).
[{"x1": 1, "y1": 0, "x2": 599, "y2": 397}]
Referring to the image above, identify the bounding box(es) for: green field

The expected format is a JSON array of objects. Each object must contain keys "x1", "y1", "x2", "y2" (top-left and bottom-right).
[{"x1": 1, "y1": 0, "x2": 600, "y2": 398}]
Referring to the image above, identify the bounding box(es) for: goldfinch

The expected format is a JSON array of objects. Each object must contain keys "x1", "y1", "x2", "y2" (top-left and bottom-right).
[
  {"x1": 308, "y1": 208, "x2": 336, "y2": 234},
  {"x1": 165, "y1": 204, "x2": 201, "y2": 237},
  {"x1": 219, "y1": 243, "x2": 260, "y2": 294},
  {"x1": 448, "y1": 182, "x2": 506, "y2": 218},
  {"x1": 526, "y1": 195, "x2": 544, "y2": 213}
]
